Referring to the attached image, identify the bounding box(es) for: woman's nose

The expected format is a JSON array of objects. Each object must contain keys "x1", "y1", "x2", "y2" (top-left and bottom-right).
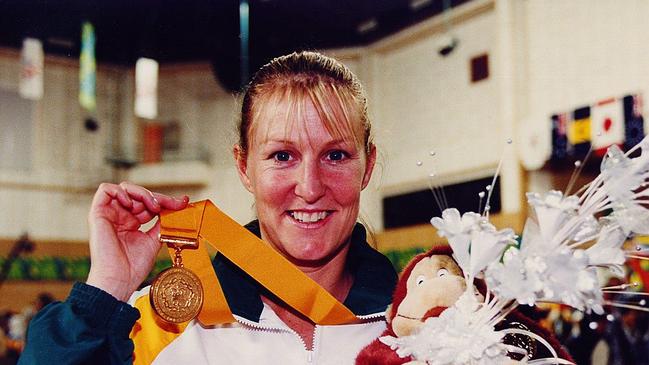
[{"x1": 294, "y1": 160, "x2": 326, "y2": 203}]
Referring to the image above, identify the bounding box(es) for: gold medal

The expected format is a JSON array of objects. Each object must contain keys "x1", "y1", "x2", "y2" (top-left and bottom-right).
[{"x1": 150, "y1": 238, "x2": 204, "y2": 323}]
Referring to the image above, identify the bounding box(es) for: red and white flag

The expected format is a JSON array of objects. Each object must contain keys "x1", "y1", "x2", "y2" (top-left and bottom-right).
[
  {"x1": 591, "y1": 97, "x2": 624, "y2": 156},
  {"x1": 19, "y1": 38, "x2": 43, "y2": 100}
]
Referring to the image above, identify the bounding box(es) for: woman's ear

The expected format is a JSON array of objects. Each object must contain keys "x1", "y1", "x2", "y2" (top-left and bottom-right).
[
  {"x1": 233, "y1": 144, "x2": 253, "y2": 193},
  {"x1": 361, "y1": 144, "x2": 377, "y2": 190}
]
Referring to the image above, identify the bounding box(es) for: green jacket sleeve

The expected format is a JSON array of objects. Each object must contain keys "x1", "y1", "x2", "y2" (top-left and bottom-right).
[{"x1": 18, "y1": 282, "x2": 140, "y2": 365}]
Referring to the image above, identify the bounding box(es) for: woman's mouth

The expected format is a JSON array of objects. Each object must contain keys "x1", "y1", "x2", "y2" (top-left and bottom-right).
[{"x1": 288, "y1": 210, "x2": 332, "y2": 224}]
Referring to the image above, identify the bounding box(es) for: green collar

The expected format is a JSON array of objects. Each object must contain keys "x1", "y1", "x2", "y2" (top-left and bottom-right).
[{"x1": 212, "y1": 220, "x2": 397, "y2": 322}]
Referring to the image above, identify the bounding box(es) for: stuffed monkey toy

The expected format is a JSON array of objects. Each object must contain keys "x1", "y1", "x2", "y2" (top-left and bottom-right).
[{"x1": 356, "y1": 245, "x2": 573, "y2": 365}]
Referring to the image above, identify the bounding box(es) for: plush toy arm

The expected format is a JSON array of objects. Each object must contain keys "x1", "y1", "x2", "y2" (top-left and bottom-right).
[{"x1": 355, "y1": 329, "x2": 411, "y2": 365}]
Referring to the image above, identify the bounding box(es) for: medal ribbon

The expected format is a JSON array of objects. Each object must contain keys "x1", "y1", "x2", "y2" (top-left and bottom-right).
[{"x1": 159, "y1": 200, "x2": 357, "y2": 325}]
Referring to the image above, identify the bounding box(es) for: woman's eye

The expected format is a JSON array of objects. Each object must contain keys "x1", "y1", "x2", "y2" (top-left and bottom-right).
[
  {"x1": 326, "y1": 150, "x2": 347, "y2": 161},
  {"x1": 273, "y1": 151, "x2": 291, "y2": 162},
  {"x1": 437, "y1": 268, "x2": 449, "y2": 277},
  {"x1": 416, "y1": 275, "x2": 426, "y2": 286}
]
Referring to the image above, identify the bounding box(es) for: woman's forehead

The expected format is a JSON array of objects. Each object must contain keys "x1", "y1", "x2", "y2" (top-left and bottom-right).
[{"x1": 251, "y1": 88, "x2": 361, "y2": 146}]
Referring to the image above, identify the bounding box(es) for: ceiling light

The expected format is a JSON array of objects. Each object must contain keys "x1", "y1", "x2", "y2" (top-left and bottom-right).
[
  {"x1": 409, "y1": 0, "x2": 432, "y2": 11},
  {"x1": 356, "y1": 18, "x2": 378, "y2": 34},
  {"x1": 46, "y1": 37, "x2": 74, "y2": 49}
]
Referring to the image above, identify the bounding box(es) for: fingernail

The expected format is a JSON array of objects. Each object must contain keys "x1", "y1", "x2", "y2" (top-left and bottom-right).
[
  {"x1": 153, "y1": 197, "x2": 160, "y2": 208},
  {"x1": 183, "y1": 195, "x2": 189, "y2": 203}
]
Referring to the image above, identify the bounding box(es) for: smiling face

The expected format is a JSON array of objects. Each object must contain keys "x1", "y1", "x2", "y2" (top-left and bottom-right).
[
  {"x1": 234, "y1": 93, "x2": 375, "y2": 267},
  {"x1": 392, "y1": 255, "x2": 466, "y2": 337}
]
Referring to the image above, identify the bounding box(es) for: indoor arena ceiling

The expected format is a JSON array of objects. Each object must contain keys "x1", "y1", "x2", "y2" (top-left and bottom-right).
[{"x1": 0, "y1": 0, "x2": 470, "y2": 91}]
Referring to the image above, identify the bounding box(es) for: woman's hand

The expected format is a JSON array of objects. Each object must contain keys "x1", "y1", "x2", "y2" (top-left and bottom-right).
[{"x1": 86, "y1": 182, "x2": 189, "y2": 301}]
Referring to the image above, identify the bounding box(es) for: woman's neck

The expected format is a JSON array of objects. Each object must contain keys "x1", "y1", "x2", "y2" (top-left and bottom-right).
[
  {"x1": 260, "y1": 262, "x2": 353, "y2": 350},
  {"x1": 259, "y1": 238, "x2": 355, "y2": 349},
  {"x1": 295, "y1": 243, "x2": 354, "y2": 301}
]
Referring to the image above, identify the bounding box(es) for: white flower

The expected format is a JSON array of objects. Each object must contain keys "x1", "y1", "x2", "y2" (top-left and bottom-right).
[
  {"x1": 598, "y1": 141, "x2": 649, "y2": 236},
  {"x1": 527, "y1": 190, "x2": 580, "y2": 211},
  {"x1": 486, "y1": 248, "x2": 541, "y2": 305},
  {"x1": 610, "y1": 202, "x2": 649, "y2": 236},
  {"x1": 467, "y1": 228, "x2": 516, "y2": 278},
  {"x1": 487, "y1": 245, "x2": 605, "y2": 313},
  {"x1": 585, "y1": 222, "x2": 626, "y2": 267},
  {"x1": 431, "y1": 208, "x2": 482, "y2": 237},
  {"x1": 526, "y1": 191, "x2": 579, "y2": 246},
  {"x1": 431, "y1": 209, "x2": 483, "y2": 273},
  {"x1": 601, "y1": 145, "x2": 648, "y2": 204},
  {"x1": 536, "y1": 250, "x2": 603, "y2": 313},
  {"x1": 573, "y1": 215, "x2": 599, "y2": 242}
]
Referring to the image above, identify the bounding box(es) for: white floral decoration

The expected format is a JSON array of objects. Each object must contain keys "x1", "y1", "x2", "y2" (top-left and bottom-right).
[
  {"x1": 397, "y1": 136, "x2": 649, "y2": 365},
  {"x1": 379, "y1": 292, "x2": 511, "y2": 365},
  {"x1": 431, "y1": 209, "x2": 516, "y2": 280}
]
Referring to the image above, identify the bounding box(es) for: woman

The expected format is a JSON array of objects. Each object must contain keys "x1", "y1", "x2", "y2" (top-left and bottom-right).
[{"x1": 19, "y1": 51, "x2": 398, "y2": 364}]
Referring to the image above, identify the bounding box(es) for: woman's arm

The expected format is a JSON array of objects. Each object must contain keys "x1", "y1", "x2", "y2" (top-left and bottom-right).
[
  {"x1": 19, "y1": 283, "x2": 140, "y2": 365},
  {"x1": 20, "y1": 182, "x2": 187, "y2": 364}
]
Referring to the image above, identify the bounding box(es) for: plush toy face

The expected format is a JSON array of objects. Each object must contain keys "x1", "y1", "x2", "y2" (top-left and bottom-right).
[{"x1": 391, "y1": 254, "x2": 466, "y2": 337}]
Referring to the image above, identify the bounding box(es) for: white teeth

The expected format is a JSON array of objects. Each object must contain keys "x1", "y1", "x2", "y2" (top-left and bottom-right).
[{"x1": 290, "y1": 211, "x2": 329, "y2": 223}]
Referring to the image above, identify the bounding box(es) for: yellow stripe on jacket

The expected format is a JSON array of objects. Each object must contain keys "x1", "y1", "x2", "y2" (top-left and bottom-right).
[{"x1": 130, "y1": 293, "x2": 189, "y2": 365}]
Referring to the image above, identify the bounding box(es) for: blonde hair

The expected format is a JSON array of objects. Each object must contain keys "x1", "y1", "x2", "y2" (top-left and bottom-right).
[{"x1": 238, "y1": 51, "x2": 372, "y2": 157}]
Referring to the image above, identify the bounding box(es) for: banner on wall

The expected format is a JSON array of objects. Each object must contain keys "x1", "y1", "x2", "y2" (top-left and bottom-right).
[
  {"x1": 623, "y1": 94, "x2": 645, "y2": 150},
  {"x1": 551, "y1": 113, "x2": 569, "y2": 162},
  {"x1": 79, "y1": 21, "x2": 96, "y2": 112},
  {"x1": 135, "y1": 57, "x2": 158, "y2": 119},
  {"x1": 19, "y1": 38, "x2": 43, "y2": 100},
  {"x1": 568, "y1": 106, "x2": 591, "y2": 160},
  {"x1": 591, "y1": 97, "x2": 624, "y2": 157},
  {"x1": 550, "y1": 93, "x2": 645, "y2": 164}
]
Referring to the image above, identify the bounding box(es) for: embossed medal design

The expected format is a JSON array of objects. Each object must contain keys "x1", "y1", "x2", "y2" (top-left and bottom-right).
[{"x1": 150, "y1": 237, "x2": 204, "y2": 323}]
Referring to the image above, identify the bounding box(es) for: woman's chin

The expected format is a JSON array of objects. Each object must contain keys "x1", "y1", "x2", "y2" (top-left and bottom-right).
[{"x1": 281, "y1": 242, "x2": 349, "y2": 268}]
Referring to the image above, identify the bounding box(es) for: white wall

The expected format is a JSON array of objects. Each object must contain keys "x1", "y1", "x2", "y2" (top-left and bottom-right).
[
  {"x1": 154, "y1": 66, "x2": 256, "y2": 224},
  {"x1": 371, "y1": 5, "x2": 502, "y2": 193},
  {"x1": 524, "y1": 0, "x2": 649, "y2": 143},
  {"x1": 0, "y1": 51, "x2": 123, "y2": 240}
]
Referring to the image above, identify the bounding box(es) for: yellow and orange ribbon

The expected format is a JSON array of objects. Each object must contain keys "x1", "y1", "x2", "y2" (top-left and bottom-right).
[{"x1": 158, "y1": 199, "x2": 357, "y2": 326}]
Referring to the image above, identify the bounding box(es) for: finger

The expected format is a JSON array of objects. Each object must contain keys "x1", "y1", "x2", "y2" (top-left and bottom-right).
[
  {"x1": 130, "y1": 200, "x2": 147, "y2": 216},
  {"x1": 135, "y1": 209, "x2": 157, "y2": 225},
  {"x1": 119, "y1": 182, "x2": 160, "y2": 213},
  {"x1": 92, "y1": 183, "x2": 133, "y2": 209},
  {"x1": 152, "y1": 193, "x2": 189, "y2": 211}
]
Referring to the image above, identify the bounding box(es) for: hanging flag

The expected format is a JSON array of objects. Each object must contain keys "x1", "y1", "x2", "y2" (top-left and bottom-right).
[
  {"x1": 568, "y1": 106, "x2": 591, "y2": 159},
  {"x1": 19, "y1": 38, "x2": 43, "y2": 100},
  {"x1": 79, "y1": 21, "x2": 97, "y2": 112},
  {"x1": 591, "y1": 97, "x2": 624, "y2": 157},
  {"x1": 623, "y1": 94, "x2": 645, "y2": 151},
  {"x1": 551, "y1": 113, "x2": 569, "y2": 162},
  {"x1": 135, "y1": 57, "x2": 158, "y2": 119}
]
